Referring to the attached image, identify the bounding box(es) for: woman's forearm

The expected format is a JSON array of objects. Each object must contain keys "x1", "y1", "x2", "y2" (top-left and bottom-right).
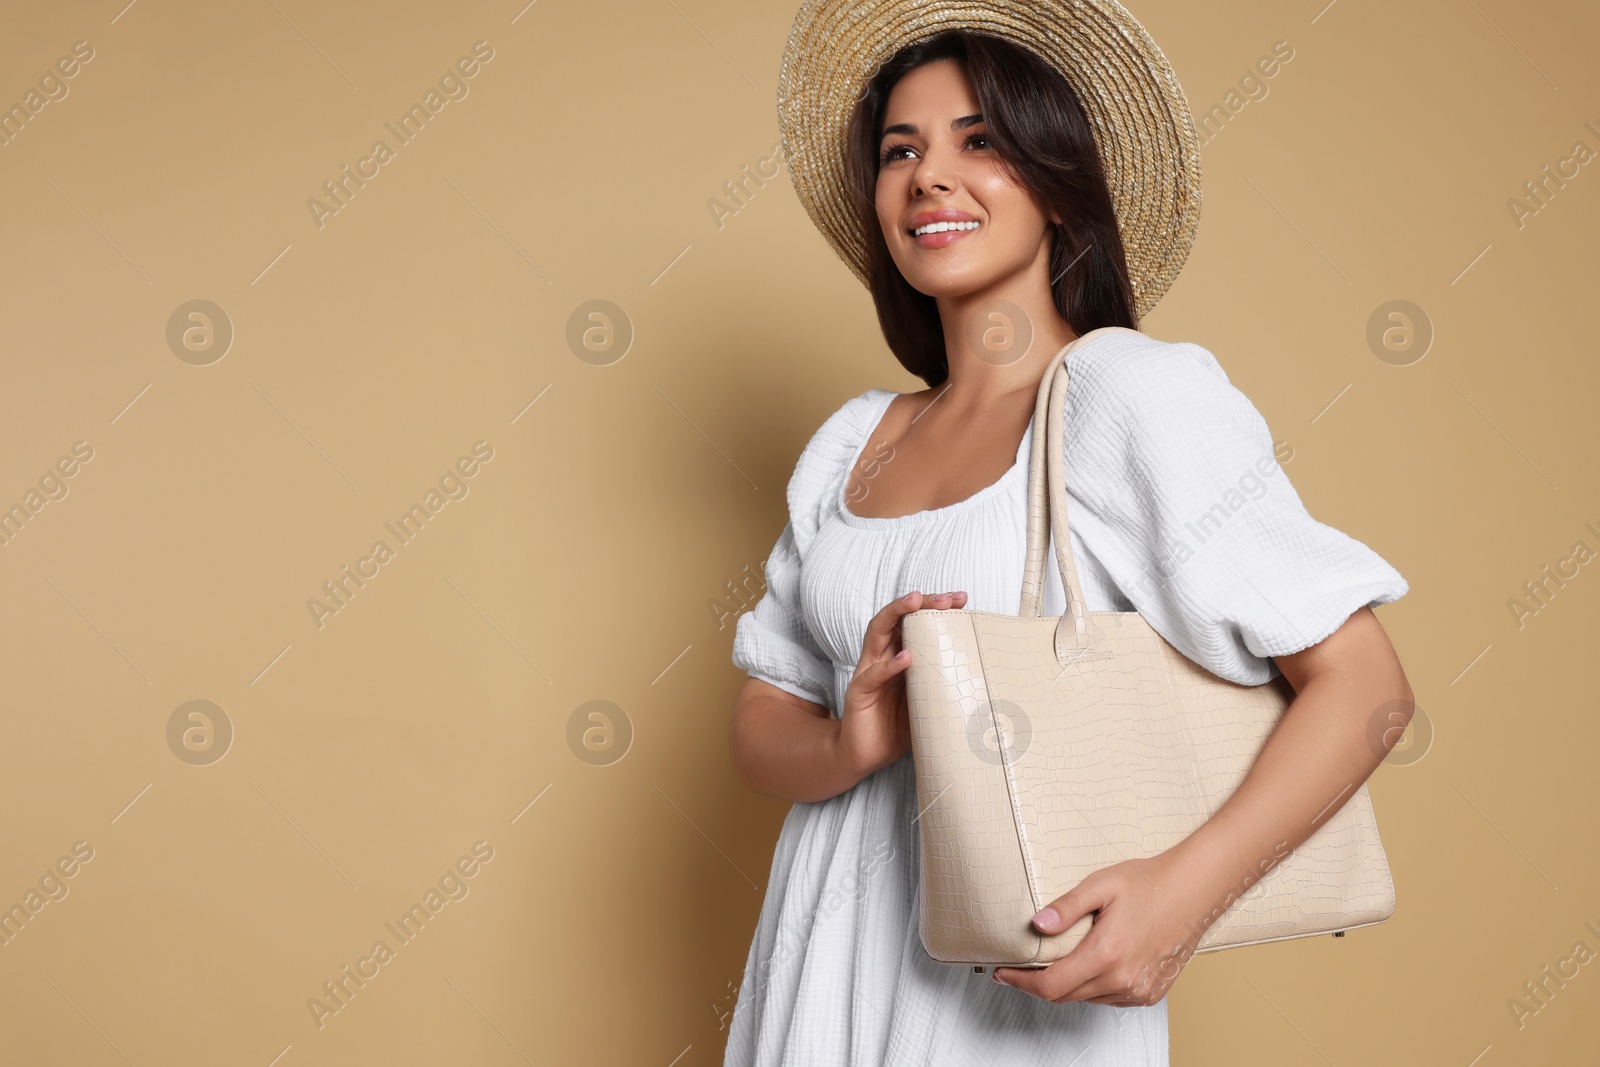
[
  {"x1": 729, "y1": 680, "x2": 869, "y2": 804},
  {"x1": 1167, "y1": 607, "x2": 1413, "y2": 920}
]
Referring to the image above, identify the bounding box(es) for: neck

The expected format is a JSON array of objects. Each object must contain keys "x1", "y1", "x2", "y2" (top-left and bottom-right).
[{"x1": 932, "y1": 241, "x2": 1077, "y2": 403}]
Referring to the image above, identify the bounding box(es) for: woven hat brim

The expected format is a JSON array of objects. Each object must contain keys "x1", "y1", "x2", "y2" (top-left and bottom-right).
[{"x1": 775, "y1": 0, "x2": 1201, "y2": 319}]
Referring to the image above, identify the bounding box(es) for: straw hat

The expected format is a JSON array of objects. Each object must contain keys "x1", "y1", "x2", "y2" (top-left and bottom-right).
[{"x1": 775, "y1": 0, "x2": 1201, "y2": 319}]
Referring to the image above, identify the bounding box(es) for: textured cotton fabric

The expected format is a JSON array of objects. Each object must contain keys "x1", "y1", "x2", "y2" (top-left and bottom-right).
[{"x1": 724, "y1": 329, "x2": 1409, "y2": 1066}]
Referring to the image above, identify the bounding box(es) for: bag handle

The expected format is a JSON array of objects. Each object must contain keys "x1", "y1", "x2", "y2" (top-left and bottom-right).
[{"x1": 1018, "y1": 327, "x2": 1140, "y2": 658}]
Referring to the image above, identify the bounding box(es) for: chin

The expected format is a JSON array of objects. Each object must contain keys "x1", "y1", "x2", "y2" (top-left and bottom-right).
[
  {"x1": 888, "y1": 235, "x2": 1041, "y2": 299},
  {"x1": 894, "y1": 258, "x2": 1007, "y2": 300}
]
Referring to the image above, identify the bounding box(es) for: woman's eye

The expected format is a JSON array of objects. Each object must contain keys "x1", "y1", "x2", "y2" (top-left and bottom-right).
[
  {"x1": 965, "y1": 133, "x2": 989, "y2": 150},
  {"x1": 880, "y1": 143, "x2": 915, "y2": 165}
]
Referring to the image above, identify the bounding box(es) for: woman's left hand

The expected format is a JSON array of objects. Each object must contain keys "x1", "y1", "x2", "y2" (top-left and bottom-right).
[{"x1": 991, "y1": 848, "x2": 1217, "y2": 1006}]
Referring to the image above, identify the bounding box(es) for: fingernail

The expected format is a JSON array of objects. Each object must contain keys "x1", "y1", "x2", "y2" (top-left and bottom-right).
[
  {"x1": 992, "y1": 971, "x2": 1009, "y2": 985},
  {"x1": 1032, "y1": 907, "x2": 1060, "y2": 932}
]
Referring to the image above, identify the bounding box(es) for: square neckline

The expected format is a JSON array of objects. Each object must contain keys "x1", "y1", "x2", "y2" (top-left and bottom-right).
[{"x1": 834, "y1": 388, "x2": 1033, "y2": 529}]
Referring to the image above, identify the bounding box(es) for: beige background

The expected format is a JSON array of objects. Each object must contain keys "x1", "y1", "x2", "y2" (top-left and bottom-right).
[{"x1": 0, "y1": 0, "x2": 1596, "y2": 1063}]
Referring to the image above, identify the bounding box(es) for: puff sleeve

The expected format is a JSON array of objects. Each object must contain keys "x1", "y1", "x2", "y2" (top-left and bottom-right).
[
  {"x1": 731, "y1": 521, "x2": 836, "y2": 710},
  {"x1": 730, "y1": 390, "x2": 889, "y2": 711},
  {"x1": 1062, "y1": 339, "x2": 1409, "y2": 686}
]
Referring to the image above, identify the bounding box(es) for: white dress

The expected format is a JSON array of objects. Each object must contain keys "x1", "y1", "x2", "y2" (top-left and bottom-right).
[{"x1": 723, "y1": 329, "x2": 1409, "y2": 1066}]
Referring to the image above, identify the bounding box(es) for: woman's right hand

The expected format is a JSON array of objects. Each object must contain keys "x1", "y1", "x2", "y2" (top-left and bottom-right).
[{"x1": 838, "y1": 589, "x2": 969, "y2": 779}]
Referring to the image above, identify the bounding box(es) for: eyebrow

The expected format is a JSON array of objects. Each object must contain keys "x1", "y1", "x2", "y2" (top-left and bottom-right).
[{"x1": 879, "y1": 113, "x2": 984, "y2": 140}]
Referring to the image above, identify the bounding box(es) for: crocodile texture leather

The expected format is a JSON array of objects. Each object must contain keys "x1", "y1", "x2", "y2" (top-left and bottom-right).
[{"x1": 902, "y1": 326, "x2": 1396, "y2": 968}]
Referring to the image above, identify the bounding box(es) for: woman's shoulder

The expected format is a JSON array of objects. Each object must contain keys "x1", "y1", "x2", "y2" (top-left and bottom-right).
[
  {"x1": 1060, "y1": 328, "x2": 1268, "y2": 447},
  {"x1": 1063, "y1": 328, "x2": 1235, "y2": 409},
  {"x1": 781, "y1": 386, "x2": 895, "y2": 535},
  {"x1": 806, "y1": 385, "x2": 897, "y2": 444}
]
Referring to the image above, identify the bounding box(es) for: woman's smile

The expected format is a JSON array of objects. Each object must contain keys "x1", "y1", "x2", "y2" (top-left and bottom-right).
[{"x1": 908, "y1": 208, "x2": 983, "y2": 248}]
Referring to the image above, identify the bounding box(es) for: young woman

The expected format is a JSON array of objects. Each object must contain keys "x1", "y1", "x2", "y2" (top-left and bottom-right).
[{"x1": 724, "y1": 10, "x2": 1413, "y2": 1066}]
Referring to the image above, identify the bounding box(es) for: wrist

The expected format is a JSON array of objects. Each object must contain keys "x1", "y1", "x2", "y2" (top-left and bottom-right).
[
  {"x1": 829, "y1": 717, "x2": 880, "y2": 784},
  {"x1": 1166, "y1": 828, "x2": 1290, "y2": 930}
]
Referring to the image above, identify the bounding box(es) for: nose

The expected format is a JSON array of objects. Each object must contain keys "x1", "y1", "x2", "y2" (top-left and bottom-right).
[{"x1": 911, "y1": 144, "x2": 954, "y2": 199}]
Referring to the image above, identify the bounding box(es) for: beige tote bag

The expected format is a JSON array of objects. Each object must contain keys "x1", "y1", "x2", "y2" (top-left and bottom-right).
[{"x1": 901, "y1": 327, "x2": 1396, "y2": 969}]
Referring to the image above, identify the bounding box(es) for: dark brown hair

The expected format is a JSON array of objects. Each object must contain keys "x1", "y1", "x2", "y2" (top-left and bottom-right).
[{"x1": 843, "y1": 30, "x2": 1138, "y2": 387}]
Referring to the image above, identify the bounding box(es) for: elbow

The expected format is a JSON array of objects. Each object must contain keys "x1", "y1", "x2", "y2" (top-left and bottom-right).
[
  {"x1": 1388, "y1": 668, "x2": 1417, "y2": 729},
  {"x1": 1379, "y1": 637, "x2": 1415, "y2": 712},
  {"x1": 1394, "y1": 670, "x2": 1415, "y2": 710},
  {"x1": 1366, "y1": 652, "x2": 1416, "y2": 759}
]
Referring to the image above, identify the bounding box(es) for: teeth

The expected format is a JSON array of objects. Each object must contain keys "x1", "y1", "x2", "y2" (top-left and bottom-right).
[{"x1": 913, "y1": 220, "x2": 980, "y2": 236}]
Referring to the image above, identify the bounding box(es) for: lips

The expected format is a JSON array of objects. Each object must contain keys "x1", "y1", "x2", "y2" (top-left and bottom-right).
[{"x1": 907, "y1": 208, "x2": 981, "y2": 249}]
